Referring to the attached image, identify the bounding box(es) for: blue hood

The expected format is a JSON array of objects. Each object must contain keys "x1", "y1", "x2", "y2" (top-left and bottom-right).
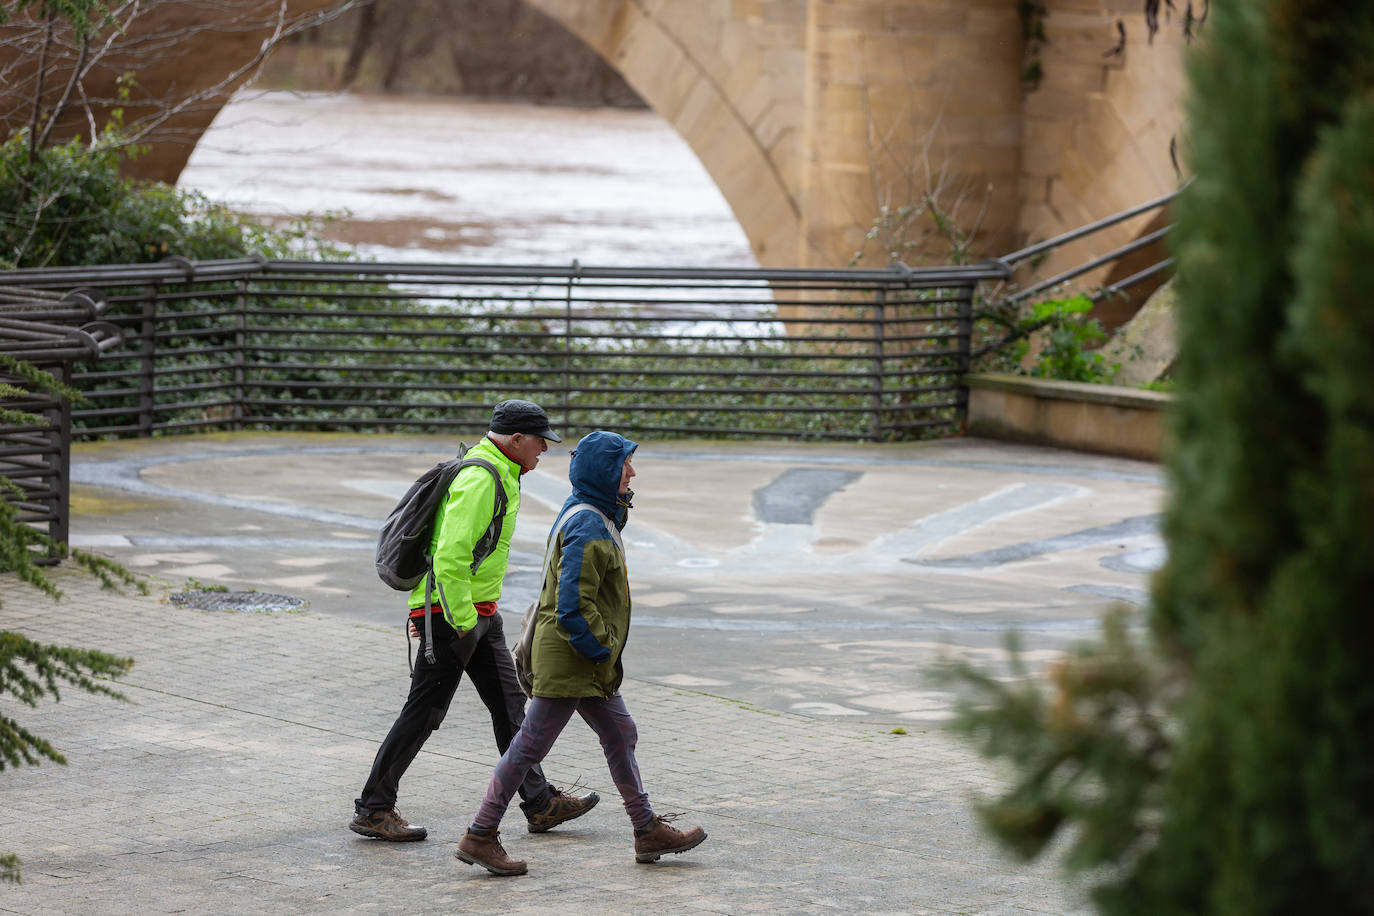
[{"x1": 564, "y1": 430, "x2": 637, "y2": 522}]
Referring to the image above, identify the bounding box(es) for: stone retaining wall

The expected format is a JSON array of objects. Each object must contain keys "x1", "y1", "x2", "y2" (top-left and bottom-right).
[{"x1": 966, "y1": 372, "x2": 1171, "y2": 461}]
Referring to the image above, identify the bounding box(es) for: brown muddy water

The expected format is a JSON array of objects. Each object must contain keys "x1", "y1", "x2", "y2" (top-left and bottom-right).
[{"x1": 178, "y1": 90, "x2": 757, "y2": 268}]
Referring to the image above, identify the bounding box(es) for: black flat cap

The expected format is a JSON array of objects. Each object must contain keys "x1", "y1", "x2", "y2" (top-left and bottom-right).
[{"x1": 490, "y1": 399, "x2": 561, "y2": 442}]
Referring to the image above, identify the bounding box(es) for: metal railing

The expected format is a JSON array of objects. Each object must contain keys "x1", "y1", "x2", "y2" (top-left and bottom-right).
[
  {"x1": 2, "y1": 258, "x2": 1009, "y2": 442},
  {"x1": 991, "y1": 188, "x2": 1179, "y2": 306},
  {"x1": 972, "y1": 188, "x2": 1179, "y2": 359},
  {"x1": 0, "y1": 289, "x2": 123, "y2": 557}
]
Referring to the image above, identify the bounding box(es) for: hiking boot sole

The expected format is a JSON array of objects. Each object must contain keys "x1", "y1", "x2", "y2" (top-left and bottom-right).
[
  {"x1": 635, "y1": 830, "x2": 707, "y2": 864},
  {"x1": 526, "y1": 792, "x2": 600, "y2": 833},
  {"x1": 349, "y1": 822, "x2": 427, "y2": 842},
  {"x1": 455, "y1": 847, "x2": 527, "y2": 876}
]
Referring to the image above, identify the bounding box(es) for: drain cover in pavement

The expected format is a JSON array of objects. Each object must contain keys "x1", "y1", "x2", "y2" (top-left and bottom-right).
[{"x1": 168, "y1": 590, "x2": 307, "y2": 612}]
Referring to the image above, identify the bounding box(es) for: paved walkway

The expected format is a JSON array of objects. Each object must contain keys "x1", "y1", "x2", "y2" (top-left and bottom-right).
[{"x1": 0, "y1": 432, "x2": 1165, "y2": 914}]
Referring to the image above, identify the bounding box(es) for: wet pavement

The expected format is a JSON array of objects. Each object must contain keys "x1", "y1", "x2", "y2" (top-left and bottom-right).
[
  {"x1": 0, "y1": 431, "x2": 1165, "y2": 913},
  {"x1": 67, "y1": 432, "x2": 1164, "y2": 722}
]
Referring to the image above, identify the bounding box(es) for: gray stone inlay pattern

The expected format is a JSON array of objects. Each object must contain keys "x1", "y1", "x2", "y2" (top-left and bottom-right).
[
  {"x1": 864, "y1": 483, "x2": 1082, "y2": 567},
  {"x1": 62, "y1": 433, "x2": 1167, "y2": 731},
  {"x1": 634, "y1": 613, "x2": 1105, "y2": 633},
  {"x1": 1100, "y1": 543, "x2": 1167, "y2": 574},
  {"x1": 660, "y1": 448, "x2": 1165, "y2": 483},
  {"x1": 753, "y1": 467, "x2": 862, "y2": 524},
  {"x1": 907, "y1": 514, "x2": 1163, "y2": 569},
  {"x1": 1062, "y1": 584, "x2": 1152, "y2": 607}
]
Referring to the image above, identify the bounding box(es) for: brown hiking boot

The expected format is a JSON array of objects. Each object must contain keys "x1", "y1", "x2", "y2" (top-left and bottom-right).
[
  {"x1": 525, "y1": 786, "x2": 600, "y2": 833},
  {"x1": 348, "y1": 808, "x2": 427, "y2": 841},
  {"x1": 455, "y1": 828, "x2": 527, "y2": 876},
  {"x1": 633, "y1": 813, "x2": 707, "y2": 863}
]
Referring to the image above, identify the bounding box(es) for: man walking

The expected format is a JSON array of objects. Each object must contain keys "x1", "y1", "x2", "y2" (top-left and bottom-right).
[{"x1": 350, "y1": 400, "x2": 599, "y2": 841}]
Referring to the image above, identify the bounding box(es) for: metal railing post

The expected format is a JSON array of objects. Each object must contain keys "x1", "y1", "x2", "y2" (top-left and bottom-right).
[
  {"x1": 870, "y1": 286, "x2": 886, "y2": 441},
  {"x1": 233, "y1": 278, "x2": 247, "y2": 430},
  {"x1": 564, "y1": 260, "x2": 577, "y2": 428},
  {"x1": 956, "y1": 283, "x2": 974, "y2": 426},
  {"x1": 52, "y1": 363, "x2": 71, "y2": 551},
  {"x1": 138, "y1": 285, "x2": 158, "y2": 437}
]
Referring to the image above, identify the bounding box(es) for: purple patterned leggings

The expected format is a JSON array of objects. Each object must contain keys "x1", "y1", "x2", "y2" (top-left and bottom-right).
[{"x1": 473, "y1": 694, "x2": 654, "y2": 831}]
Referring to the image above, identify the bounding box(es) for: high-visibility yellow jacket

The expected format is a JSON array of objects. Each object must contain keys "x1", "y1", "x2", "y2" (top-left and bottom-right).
[{"x1": 408, "y1": 436, "x2": 522, "y2": 633}]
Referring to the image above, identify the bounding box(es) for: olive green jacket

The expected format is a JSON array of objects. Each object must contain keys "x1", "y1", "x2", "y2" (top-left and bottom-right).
[
  {"x1": 530, "y1": 430, "x2": 636, "y2": 698},
  {"x1": 530, "y1": 520, "x2": 629, "y2": 697}
]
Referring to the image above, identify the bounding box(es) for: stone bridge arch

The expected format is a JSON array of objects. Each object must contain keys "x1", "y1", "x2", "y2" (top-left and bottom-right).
[
  {"x1": 521, "y1": 0, "x2": 804, "y2": 268},
  {"x1": 4, "y1": 1, "x2": 1187, "y2": 277}
]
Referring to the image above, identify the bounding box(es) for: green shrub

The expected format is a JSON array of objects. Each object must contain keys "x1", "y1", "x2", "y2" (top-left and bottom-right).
[
  {"x1": 1025, "y1": 295, "x2": 1119, "y2": 383},
  {"x1": 0, "y1": 132, "x2": 334, "y2": 268}
]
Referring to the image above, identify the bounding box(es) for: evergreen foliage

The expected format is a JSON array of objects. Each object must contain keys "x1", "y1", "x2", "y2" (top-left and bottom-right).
[
  {"x1": 0, "y1": 1, "x2": 339, "y2": 886},
  {"x1": 1, "y1": 630, "x2": 133, "y2": 772},
  {"x1": 943, "y1": 0, "x2": 1374, "y2": 911},
  {"x1": 0, "y1": 352, "x2": 141, "y2": 884}
]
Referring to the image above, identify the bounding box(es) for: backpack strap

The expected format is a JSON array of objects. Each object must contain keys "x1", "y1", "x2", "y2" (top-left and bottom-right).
[
  {"x1": 421, "y1": 456, "x2": 510, "y2": 667},
  {"x1": 460, "y1": 457, "x2": 507, "y2": 573}
]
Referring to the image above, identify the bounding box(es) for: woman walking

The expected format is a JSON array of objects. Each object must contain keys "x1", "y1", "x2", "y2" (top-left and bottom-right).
[{"x1": 455, "y1": 430, "x2": 707, "y2": 875}]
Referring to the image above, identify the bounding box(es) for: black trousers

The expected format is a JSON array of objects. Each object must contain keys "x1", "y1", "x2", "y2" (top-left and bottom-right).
[{"x1": 355, "y1": 610, "x2": 554, "y2": 818}]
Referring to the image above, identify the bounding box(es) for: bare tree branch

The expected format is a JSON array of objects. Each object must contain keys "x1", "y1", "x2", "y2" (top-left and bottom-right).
[
  {"x1": 24, "y1": 9, "x2": 54, "y2": 160},
  {"x1": 37, "y1": 32, "x2": 87, "y2": 147},
  {"x1": 2, "y1": 0, "x2": 365, "y2": 163}
]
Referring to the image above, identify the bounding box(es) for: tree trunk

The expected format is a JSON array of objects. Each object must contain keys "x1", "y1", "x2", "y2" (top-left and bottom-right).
[{"x1": 340, "y1": 0, "x2": 379, "y2": 89}]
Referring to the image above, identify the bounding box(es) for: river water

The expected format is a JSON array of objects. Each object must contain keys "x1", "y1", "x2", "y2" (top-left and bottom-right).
[{"x1": 178, "y1": 90, "x2": 757, "y2": 269}]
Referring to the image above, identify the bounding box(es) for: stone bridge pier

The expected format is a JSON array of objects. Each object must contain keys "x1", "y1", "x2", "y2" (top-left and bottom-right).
[{"x1": 3, "y1": 0, "x2": 1186, "y2": 279}]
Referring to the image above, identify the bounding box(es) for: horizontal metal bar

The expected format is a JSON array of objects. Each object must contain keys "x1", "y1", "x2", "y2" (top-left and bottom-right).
[
  {"x1": 4, "y1": 502, "x2": 58, "y2": 517},
  {"x1": 242, "y1": 413, "x2": 882, "y2": 440},
  {"x1": 2, "y1": 257, "x2": 1007, "y2": 288},
  {"x1": 74, "y1": 361, "x2": 239, "y2": 382},
  {"x1": 0, "y1": 431, "x2": 59, "y2": 446},
  {"x1": 69, "y1": 422, "x2": 140, "y2": 437},
  {"x1": 258, "y1": 259, "x2": 1007, "y2": 285},
  {"x1": 999, "y1": 189, "x2": 1180, "y2": 266},
  {"x1": 1004, "y1": 225, "x2": 1173, "y2": 304},
  {"x1": 0, "y1": 465, "x2": 58, "y2": 481},
  {"x1": 237, "y1": 362, "x2": 950, "y2": 380},
  {"x1": 150, "y1": 417, "x2": 235, "y2": 433},
  {"x1": 239, "y1": 290, "x2": 972, "y2": 311},
  {"x1": 236, "y1": 343, "x2": 893, "y2": 362},
  {"x1": 240, "y1": 379, "x2": 892, "y2": 398},
  {"x1": 232, "y1": 326, "x2": 951, "y2": 348},
  {"x1": 885, "y1": 416, "x2": 960, "y2": 430},
  {"x1": 72, "y1": 397, "x2": 237, "y2": 419},
  {"x1": 0, "y1": 444, "x2": 60, "y2": 458},
  {"x1": 0, "y1": 257, "x2": 267, "y2": 287},
  {"x1": 1095, "y1": 257, "x2": 1176, "y2": 300},
  {"x1": 240, "y1": 397, "x2": 903, "y2": 416}
]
